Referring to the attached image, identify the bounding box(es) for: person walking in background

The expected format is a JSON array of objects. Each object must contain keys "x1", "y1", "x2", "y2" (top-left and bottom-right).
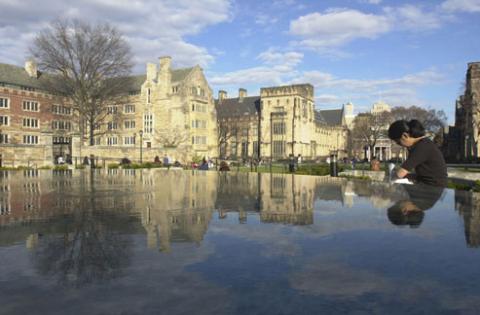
[
  {"x1": 199, "y1": 158, "x2": 209, "y2": 171},
  {"x1": 388, "y1": 119, "x2": 447, "y2": 187}
]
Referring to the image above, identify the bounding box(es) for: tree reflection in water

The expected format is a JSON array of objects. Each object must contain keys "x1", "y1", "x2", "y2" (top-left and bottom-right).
[{"x1": 31, "y1": 171, "x2": 133, "y2": 287}]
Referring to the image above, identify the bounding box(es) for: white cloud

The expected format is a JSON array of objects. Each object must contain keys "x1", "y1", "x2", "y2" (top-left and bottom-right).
[
  {"x1": 210, "y1": 49, "x2": 303, "y2": 86},
  {"x1": 441, "y1": 0, "x2": 480, "y2": 12},
  {"x1": 293, "y1": 68, "x2": 444, "y2": 108},
  {"x1": 289, "y1": 9, "x2": 391, "y2": 51},
  {"x1": 384, "y1": 4, "x2": 443, "y2": 31},
  {"x1": 316, "y1": 94, "x2": 339, "y2": 104},
  {"x1": 0, "y1": 0, "x2": 232, "y2": 71}
]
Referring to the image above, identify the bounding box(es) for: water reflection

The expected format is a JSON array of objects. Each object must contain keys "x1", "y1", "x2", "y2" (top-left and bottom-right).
[
  {"x1": 455, "y1": 190, "x2": 480, "y2": 247},
  {"x1": 387, "y1": 185, "x2": 444, "y2": 228},
  {"x1": 0, "y1": 169, "x2": 479, "y2": 253}
]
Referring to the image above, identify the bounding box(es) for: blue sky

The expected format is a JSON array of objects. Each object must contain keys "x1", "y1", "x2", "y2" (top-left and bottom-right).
[{"x1": 0, "y1": 0, "x2": 479, "y2": 122}]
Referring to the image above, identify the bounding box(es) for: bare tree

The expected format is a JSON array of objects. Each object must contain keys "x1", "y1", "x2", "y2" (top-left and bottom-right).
[
  {"x1": 389, "y1": 106, "x2": 447, "y2": 136},
  {"x1": 352, "y1": 112, "x2": 390, "y2": 160},
  {"x1": 155, "y1": 126, "x2": 190, "y2": 148},
  {"x1": 30, "y1": 19, "x2": 133, "y2": 146},
  {"x1": 217, "y1": 119, "x2": 238, "y2": 159}
]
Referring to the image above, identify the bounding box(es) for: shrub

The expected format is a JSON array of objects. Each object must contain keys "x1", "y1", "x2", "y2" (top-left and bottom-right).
[
  {"x1": 120, "y1": 157, "x2": 131, "y2": 165},
  {"x1": 53, "y1": 165, "x2": 69, "y2": 171},
  {"x1": 108, "y1": 163, "x2": 119, "y2": 169}
]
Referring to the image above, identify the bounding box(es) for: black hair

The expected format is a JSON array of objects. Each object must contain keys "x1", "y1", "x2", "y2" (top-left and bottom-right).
[{"x1": 388, "y1": 119, "x2": 425, "y2": 140}]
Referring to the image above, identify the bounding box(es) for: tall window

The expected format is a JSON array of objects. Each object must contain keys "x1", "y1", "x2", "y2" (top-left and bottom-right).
[
  {"x1": 0, "y1": 134, "x2": 8, "y2": 143},
  {"x1": 144, "y1": 113, "x2": 153, "y2": 133},
  {"x1": 273, "y1": 141, "x2": 285, "y2": 157},
  {"x1": 273, "y1": 122, "x2": 285, "y2": 135},
  {"x1": 0, "y1": 97, "x2": 9, "y2": 108},
  {"x1": 0, "y1": 115, "x2": 9, "y2": 126}
]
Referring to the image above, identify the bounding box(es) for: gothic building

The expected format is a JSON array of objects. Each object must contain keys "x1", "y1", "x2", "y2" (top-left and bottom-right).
[
  {"x1": 445, "y1": 62, "x2": 480, "y2": 161},
  {"x1": 215, "y1": 84, "x2": 348, "y2": 161}
]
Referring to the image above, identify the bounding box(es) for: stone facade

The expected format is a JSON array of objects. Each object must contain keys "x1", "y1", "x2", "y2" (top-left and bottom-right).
[
  {"x1": 215, "y1": 84, "x2": 348, "y2": 161},
  {"x1": 447, "y1": 62, "x2": 480, "y2": 161},
  {"x1": 1, "y1": 57, "x2": 218, "y2": 166}
]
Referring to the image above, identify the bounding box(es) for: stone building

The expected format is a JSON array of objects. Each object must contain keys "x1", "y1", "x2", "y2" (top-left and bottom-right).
[
  {"x1": 215, "y1": 84, "x2": 348, "y2": 161},
  {"x1": 79, "y1": 56, "x2": 218, "y2": 163},
  {"x1": 350, "y1": 101, "x2": 394, "y2": 161},
  {"x1": 445, "y1": 62, "x2": 480, "y2": 161},
  {"x1": 0, "y1": 57, "x2": 218, "y2": 166}
]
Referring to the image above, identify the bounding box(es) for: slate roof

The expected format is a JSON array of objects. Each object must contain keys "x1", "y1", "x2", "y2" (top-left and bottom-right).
[
  {"x1": 0, "y1": 63, "x2": 46, "y2": 89},
  {"x1": 315, "y1": 109, "x2": 344, "y2": 126},
  {"x1": 215, "y1": 96, "x2": 260, "y2": 119},
  {"x1": 0, "y1": 62, "x2": 195, "y2": 93}
]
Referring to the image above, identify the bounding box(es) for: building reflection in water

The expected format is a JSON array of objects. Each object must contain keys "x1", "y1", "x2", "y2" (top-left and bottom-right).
[
  {"x1": 455, "y1": 190, "x2": 480, "y2": 248},
  {"x1": 1, "y1": 169, "x2": 479, "y2": 262}
]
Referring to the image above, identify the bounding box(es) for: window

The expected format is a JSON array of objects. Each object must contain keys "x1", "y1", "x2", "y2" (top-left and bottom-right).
[
  {"x1": 172, "y1": 86, "x2": 179, "y2": 93},
  {"x1": 107, "y1": 106, "x2": 118, "y2": 114},
  {"x1": 124, "y1": 120, "x2": 136, "y2": 129},
  {"x1": 144, "y1": 113, "x2": 153, "y2": 133},
  {"x1": 52, "y1": 121, "x2": 71, "y2": 130},
  {"x1": 191, "y1": 120, "x2": 206, "y2": 129},
  {"x1": 52, "y1": 105, "x2": 72, "y2": 115},
  {"x1": 273, "y1": 141, "x2": 285, "y2": 157},
  {"x1": 23, "y1": 135, "x2": 39, "y2": 144},
  {"x1": 147, "y1": 88, "x2": 151, "y2": 103},
  {"x1": 23, "y1": 118, "x2": 39, "y2": 128},
  {"x1": 124, "y1": 136, "x2": 135, "y2": 145},
  {"x1": 124, "y1": 104, "x2": 135, "y2": 113},
  {"x1": 0, "y1": 115, "x2": 8, "y2": 126},
  {"x1": 191, "y1": 104, "x2": 207, "y2": 112},
  {"x1": 273, "y1": 122, "x2": 285, "y2": 135},
  {"x1": 0, "y1": 97, "x2": 9, "y2": 108},
  {"x1": 107, "y1": 137, "x2": 118, "y2": 146},
  {"x1": 192, "y1": 136, "x2": 207, "y2": 145},
  {"x1": 95, "y1": 137, "x2": 101, "y2": 145},
  {"x1": 273, "y1": 106, "x2": 284, "y2": 112},
  {"x1": 22, "y1": 100, "x2": 39, "y2": 112},
  {"x1": 0, "y1": 134, "x2": 8, "y2": 143},
  {"x1": 107, "y1": 122, "x2": 118, "y2": 130}
]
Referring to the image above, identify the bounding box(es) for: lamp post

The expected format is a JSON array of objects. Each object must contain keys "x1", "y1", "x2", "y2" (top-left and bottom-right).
[
  {"x1": 465, "y1": 134, "x2": 470, "y2": 162},
  {"x1": 139, "y1": 130, "x2": 143, "y2": 164}
]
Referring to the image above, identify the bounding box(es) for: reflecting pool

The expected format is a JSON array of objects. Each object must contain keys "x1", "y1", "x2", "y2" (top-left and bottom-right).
[{"x1": 1, "y1": 169, "x2": 480, "y2": 314}]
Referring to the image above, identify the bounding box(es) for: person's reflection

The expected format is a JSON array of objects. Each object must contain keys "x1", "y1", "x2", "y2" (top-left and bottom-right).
[{"x1": 387, "y1": 184, "x2": 444, "y2": 228}]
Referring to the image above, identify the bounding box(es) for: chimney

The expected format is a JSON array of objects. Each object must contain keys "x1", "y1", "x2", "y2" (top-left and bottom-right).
[
  {"x1": 238, "y1": 88, "x2": 247, "y2": 102},
  {"x1": 218, "y1": 90, "x2": 227, "y2": 102},
  {"x1": 146, "y1": 63, "x2": 157, "y2": 81},
  {"x1": 25, "y1": 59, "x2": 38, "y2": 78},
  {"x1": 158, "y1": 56, "x2": 172, "y2": 95},
  {"x1": 159, "y1": 56, "x2": 172, "y2": 72}
]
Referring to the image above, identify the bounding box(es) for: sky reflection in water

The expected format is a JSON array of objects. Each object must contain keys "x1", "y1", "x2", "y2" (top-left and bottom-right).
[{"x1": 0, "y1": 169, "x2": 479, "y2": 315}]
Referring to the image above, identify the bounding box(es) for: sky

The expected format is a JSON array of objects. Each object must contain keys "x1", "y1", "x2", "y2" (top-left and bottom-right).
[{"x1": 0, "y1": 0, "x2": 479, "y2": 123}]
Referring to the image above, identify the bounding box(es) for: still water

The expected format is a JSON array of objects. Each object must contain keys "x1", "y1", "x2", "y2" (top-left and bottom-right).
[{"x1": 0, "y1": 169, "x2": 479, "y2": 314}]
